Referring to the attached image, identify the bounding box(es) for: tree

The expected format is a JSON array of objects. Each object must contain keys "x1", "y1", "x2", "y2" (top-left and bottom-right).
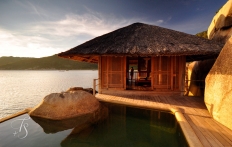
[{"x1": 196, "y1": 31, "x2": 208, "y2": 39}]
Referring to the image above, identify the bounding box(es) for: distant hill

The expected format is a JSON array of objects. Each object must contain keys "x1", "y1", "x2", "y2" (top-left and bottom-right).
[{"x1": 0, "y1": 55, "x2": 98, "y2": 70}]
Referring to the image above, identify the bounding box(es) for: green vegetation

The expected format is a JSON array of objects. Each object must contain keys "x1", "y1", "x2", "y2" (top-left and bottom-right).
[
  {"x1": 0, "y1": 55, "x2": 98, "y2": 70},
  {"x1": 196, "y1": 31, "x2": 208, "y2": 39}
]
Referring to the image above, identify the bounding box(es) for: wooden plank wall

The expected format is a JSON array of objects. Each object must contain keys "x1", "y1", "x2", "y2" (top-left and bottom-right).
[
  {"x1": 98, "y1": 56, "x2": 102, "y2": 93},
  {"x1": 100, "y1": 56, "x2": 186, "y2": 91},
  {"x1": 101, "y1": 56, "x2": 124, "y2": 89},
  {"x1": 151, "y1": 56, "x2": 185, "y2": 91}
]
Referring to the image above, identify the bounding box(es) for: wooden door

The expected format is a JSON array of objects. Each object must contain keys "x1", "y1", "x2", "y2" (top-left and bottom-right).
[
  {"x1": 101, "y1": 56, "x2": 124, "y2": 89},
  {"x1": 151, "y1": 56, "x2": 185, "y2": 90}
]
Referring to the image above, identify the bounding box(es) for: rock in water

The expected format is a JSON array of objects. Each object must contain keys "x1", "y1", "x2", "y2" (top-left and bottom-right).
[
  {"x1": 29, "y1": 90, "x2": 100, "y2": 120},
  {"x1": 66, "y1": 87, "x2": 97, "y2": 95},
  {"x1": 208, "y1": 0, "x2": 232, "y2": 43},
  {"x1": 205, "y1": 37, "x2": 232, "y2": 130},
  {"x1": 66, "y1": 87, "x2": 83, "y2": 92}
]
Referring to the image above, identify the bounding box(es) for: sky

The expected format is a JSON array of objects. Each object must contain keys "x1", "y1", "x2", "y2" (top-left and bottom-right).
[{"x1": 0, "y1": 0, "x2": 228, "y2": 58}]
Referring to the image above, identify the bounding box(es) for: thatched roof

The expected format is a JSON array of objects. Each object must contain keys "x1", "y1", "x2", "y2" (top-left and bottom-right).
[{"x1": 58, "y1": 23, "x2": 224, "y2": 63}]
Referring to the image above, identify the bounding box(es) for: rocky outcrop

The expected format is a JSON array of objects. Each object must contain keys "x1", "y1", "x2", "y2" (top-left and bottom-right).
[
  {"x1": 186, "y1": 59, "x2": 215, "y2": 96},
  {"x1": 67, "y1": 87, "x2": 98, "y2": 95},
  {"x1": 29, "y1": 90, "x2": 100, "y2": 120},
  {"x1": 205, "y1": 37, "x2": 232, "y2": 130},
  {"x1": 208, "y1": 0, "x2": 232, "y2": 43}
]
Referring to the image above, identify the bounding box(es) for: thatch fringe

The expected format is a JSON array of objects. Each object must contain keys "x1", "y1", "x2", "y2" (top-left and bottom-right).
[{"x1": 59, "y1": 23, "x2": 224, "y2": 63}]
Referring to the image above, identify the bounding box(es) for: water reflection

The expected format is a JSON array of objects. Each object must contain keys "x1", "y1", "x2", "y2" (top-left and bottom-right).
[
  {"x1": 31, "y1": 114, "x2": 94, "y2": 134},
  {"x1": 30, "y1": 103, "x2": 109, "y2": 134},
  {"x1": 0, "y1": 103, "x2": 189, "y2": 147},
  {"x1": 60, "y1": 103, "x2": 188, "y2": 147}
]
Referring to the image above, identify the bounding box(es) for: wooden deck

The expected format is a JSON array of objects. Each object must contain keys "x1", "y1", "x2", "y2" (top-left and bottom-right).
[{"x1": 96, "y1": 91, "x2": 232, "y2": 147}]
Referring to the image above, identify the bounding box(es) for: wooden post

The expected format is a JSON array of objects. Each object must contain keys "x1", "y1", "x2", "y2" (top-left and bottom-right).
[
  {"x1": 123, "y1": 56, "x2": 127, "y2": 90},
  {"x1": 106, "y1": 56, "x2": 109, "y2": 89},
  {"x1": 151, "y1": 57, "x2": 154, "y2": 90},
  {"x1": 179, "y1": 56, "x2": 182, "y2": 93},
  {"x1": 158, "y1": 56, "x2": 162, "y2": 85},
  {"x1": 98, "y1": 56, "x2": 102, "y2": 94},
  {"x1": 181, "y1": 56, "x2": 186, "y2": 96}
]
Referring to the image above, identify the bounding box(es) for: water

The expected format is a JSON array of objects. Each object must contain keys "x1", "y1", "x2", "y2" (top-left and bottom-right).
[
  {"x1": 0, "y1": 70, "x2": 98, "y2": 119},
  {"x1": 0, "y1": 103, "x2": 188, "y2": 147}
]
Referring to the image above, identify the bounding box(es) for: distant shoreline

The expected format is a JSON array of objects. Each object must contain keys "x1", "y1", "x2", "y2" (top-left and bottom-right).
[{"x1": 0, "y1": 55, "x2": 98, "y2": 70}]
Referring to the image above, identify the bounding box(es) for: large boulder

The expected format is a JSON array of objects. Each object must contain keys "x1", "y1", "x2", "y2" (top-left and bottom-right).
[
  {"x1": 208, "y1": 0, "x2": 232, "y2": 43},
  {"x1": 29, "y1": 90, "x2": 100, "y2": 120},
  {"x1": 186, "y1": 59, "x2": 215, "y2": 96},
  {"x1": 205, "y1": 36, "x2": 232, "y2": 130}
]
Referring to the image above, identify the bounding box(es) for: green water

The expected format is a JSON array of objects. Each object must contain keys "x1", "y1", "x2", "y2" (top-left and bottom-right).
[{"x1": 0, "y1": 103, "x2": 188, "y2": 147}]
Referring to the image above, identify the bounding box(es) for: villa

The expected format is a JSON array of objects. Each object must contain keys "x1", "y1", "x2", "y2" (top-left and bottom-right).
[
  {"x1": 0, "y1": 23, "x2": 231, "y2": 147},
  {"x1": 57, "y1": 23, "x2": 232, "y2": 147},
  {"x1": 58, "y1": 23, "x2": 223, "y2": 95}
]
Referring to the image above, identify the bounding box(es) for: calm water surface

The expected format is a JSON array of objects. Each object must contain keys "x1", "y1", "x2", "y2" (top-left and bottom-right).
[
  {"x1": 0, "y1": 103, "x2": 188, "y2": 147},
  {"x1": 0, "y1": 70, "x2": 98, "y2": 119}
]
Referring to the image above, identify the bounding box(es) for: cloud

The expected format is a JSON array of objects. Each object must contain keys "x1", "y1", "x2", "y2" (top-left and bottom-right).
[
  {"x1": 15, "y1": 0, "x2": 50, "y2": 21},
  {"x1": 0, "y1": 10, "x2": 146, "y2": 57},
  {"x1": 31, "y1": 12, "x2": 141, "y2": 38},
  {"x1": 156, "y1": 20, "x2": 164, "y2": 24},
  {"x1": 0, "y1": 29, "x2": 63, "y2": 57},
  {"x1": 1, "y1": 5, "x2": 173, "y2": 58},
  {"x1": 167, "y1": 17, "x2": 172, "y2": 21}
]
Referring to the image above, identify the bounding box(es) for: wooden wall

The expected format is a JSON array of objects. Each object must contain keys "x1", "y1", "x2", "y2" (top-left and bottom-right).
[
  {"x1": 151, "y1": 56, "x2": 185, "y2": 91},
  {"x1": 101, "y1": 56, "x2": 125, "y2": 89},
  {"x1": 100, "y1": 56, "x2": 185, "y2": 92}
]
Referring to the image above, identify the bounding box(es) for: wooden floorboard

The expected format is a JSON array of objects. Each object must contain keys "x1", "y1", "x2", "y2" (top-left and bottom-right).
[
  {"x1": 184, "y1": 114, "x2": 212, "y2": 147},
  {"x1": 189, "y1": 115, "x2": 224, "y2": 147},
  {"x1": 96, "y1": 91, "x2": 232, "y2": 147}
]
